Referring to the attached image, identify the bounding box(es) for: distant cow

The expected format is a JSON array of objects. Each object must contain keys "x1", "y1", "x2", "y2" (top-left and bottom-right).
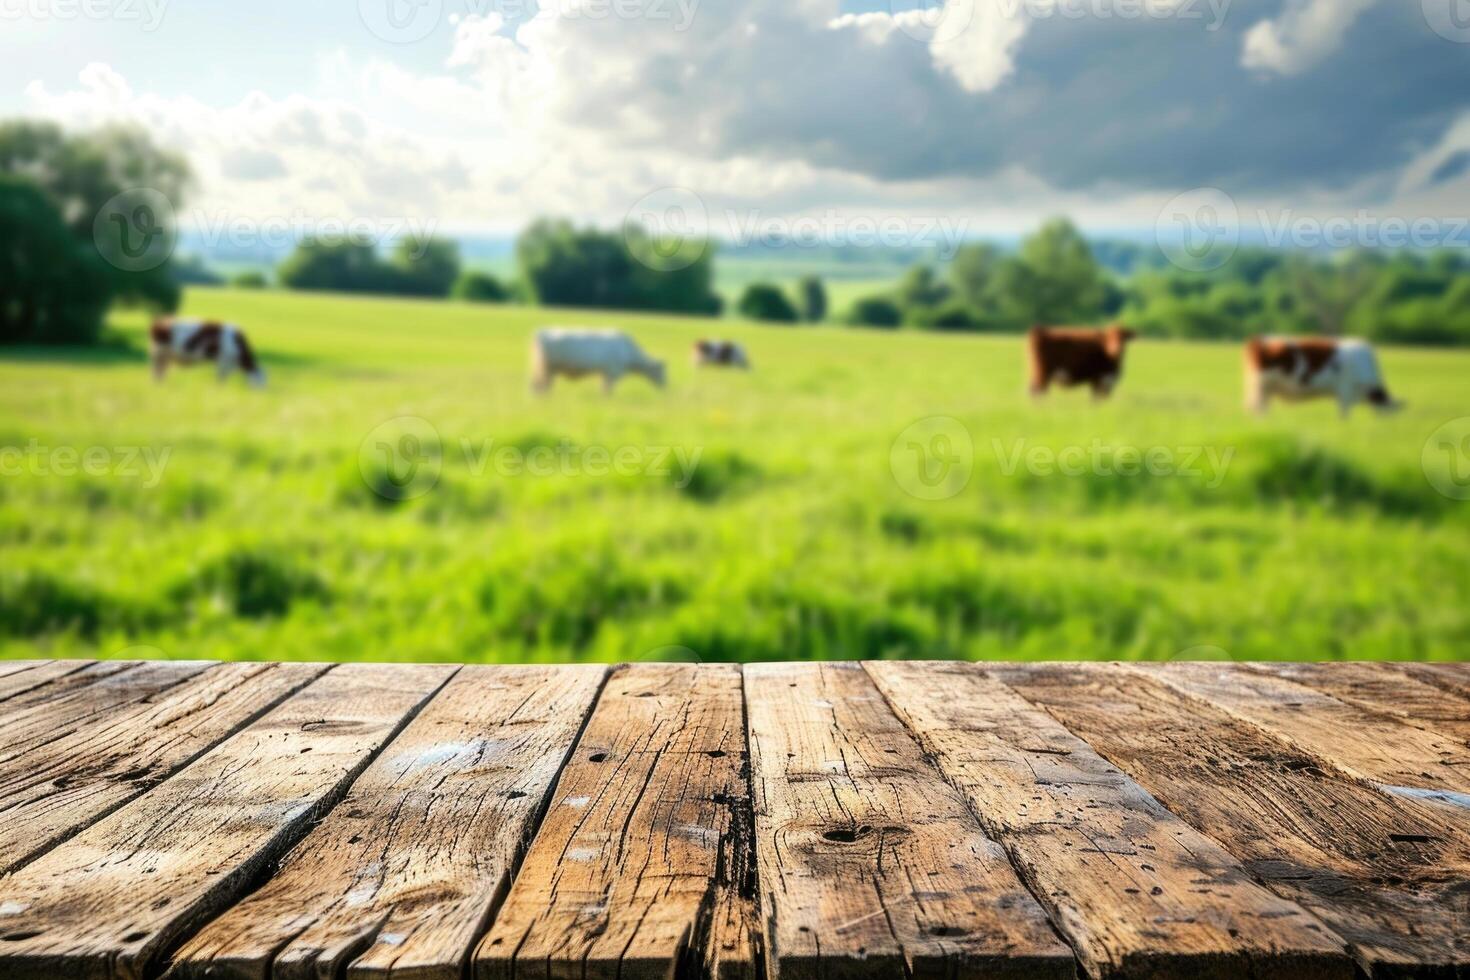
[
  {"x1": 1028, "y1": 324, "x2": 1137, "y2": 399},
  {"x1": 531, "y1": 328, "x2": 667, "y2": 394},
  {"x1": 1244, "y1": 336, "x2": 1401, "y2": 417},
  {"x1": 692, "y1": 339, "x2": 751, "y2": 369},
  {"x1": 150, "y1": 318, "x2": 265, "y2": 387}
]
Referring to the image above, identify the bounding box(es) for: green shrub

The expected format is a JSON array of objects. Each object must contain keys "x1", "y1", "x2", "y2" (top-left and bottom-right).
[
  {"x1": 172, "y1": 548, "x2": 330, "y2": 619},
  {"x1": 845, "y1": 296, "x2": 902, "y2": 328},
  {"x1": 736, "y1": 283, "x2": 799, "y2": 323}
]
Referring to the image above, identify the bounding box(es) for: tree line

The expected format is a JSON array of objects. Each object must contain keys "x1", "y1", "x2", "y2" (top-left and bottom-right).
[{"x1": 4, "y1": 121, "x2": 1469, "y2": 347}]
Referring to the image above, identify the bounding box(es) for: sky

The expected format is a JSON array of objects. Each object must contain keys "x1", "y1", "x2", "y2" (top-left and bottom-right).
[{"x1": 3, "y1": 0, "x2": 1469, "y2": 244}]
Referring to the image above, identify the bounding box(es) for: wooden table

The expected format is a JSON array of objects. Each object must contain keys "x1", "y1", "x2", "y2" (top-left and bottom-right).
[{"x1": 0, "y1": 659, "x2": 1466, "y2": 980}]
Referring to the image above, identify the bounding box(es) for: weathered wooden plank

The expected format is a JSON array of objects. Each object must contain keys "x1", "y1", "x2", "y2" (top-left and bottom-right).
[
  {"x1": 1402, "y1": 662, "x2": 1470, "y2": 701},
  {"x1": 474, "y1": 663, "x2": 751, "y2": 980},
  {"x1": 866, "y1": 661, "x2": 1351, "y2": 980},
  {"x1": 0, "y1": 658, "x2": 95, "y2": 703},
  {"x1": 994, "y1": 662, "x2": 1470, "y2": 978},
  {"x1": 170, "y1": 664, "x2": 606, "y2": 980},
  {"x1": 0, "y1": 660, "x2": 43, "y2": 678},
  {"x1": 1138, "y1": 662, "x2": 1470, "y2": 810},
  {"x1": 0, "y1": 663, "x2": 454, "y2": 980},
  {"x1": 0, "y1": 660, "x2": 328, "y2": 875},
  {"x1": 0, "y1": 660, "x2": 215, "y2": 765},
  {"x1": 744, "y1": 661, "x2": 1074, "y2": 980},
  {"x1": 703, "y1": 776, "x2": 761, "y2": 980},
  {"x1": 1248, "y1": 662, "x2": 1470, "y2": 745}
]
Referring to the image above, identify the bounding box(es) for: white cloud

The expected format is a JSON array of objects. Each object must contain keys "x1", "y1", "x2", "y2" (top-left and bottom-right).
[
  {"x1": 12, "y1": 0, "x2": 1468, "y2": 236},
  {"x1": 1241, "y1": 0, "x2": 1381, "y2": 75},
  {"x1": 927, "y1": 0, "x2": 1030, "y2": 94}
]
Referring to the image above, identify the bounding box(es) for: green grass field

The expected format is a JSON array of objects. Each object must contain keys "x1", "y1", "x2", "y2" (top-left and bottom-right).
[{"x1": 3, "y1": 286, "x2": 1468, "y2": 665}]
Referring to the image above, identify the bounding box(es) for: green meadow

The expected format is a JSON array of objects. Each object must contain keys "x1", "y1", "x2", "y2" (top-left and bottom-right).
[{"x1": 2, "y1": 286, "x2": 1467, "y2": 665}]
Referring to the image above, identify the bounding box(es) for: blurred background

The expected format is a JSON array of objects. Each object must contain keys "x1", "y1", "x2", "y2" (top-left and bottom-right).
[{"x1": 1, "y1": 0, "x2": 1468, "y2": 664}]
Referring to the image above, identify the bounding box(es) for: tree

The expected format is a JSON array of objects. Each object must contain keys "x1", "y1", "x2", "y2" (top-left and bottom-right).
[
  {"x1": 0, "y1": 121, "x2": 190, "y2": 240},
  {"x1": 737, "y1": 283, "x2": 799, "y2": 323},
  {"x1": 998, "y1": 218, "x2": 1106, "y2": 325},
  {"x1": 452, "y1": 271, "x2": 509, "y2": 303},
  {"x1": 517, "y1": 218, "x2": 720, "y2": 315},
  {"x1": 1284, "y1": 252, "x2": 1378, "y2": 336},
  {"x1": 277, "y1": 237, "x2": 387, "y2": 292},
  {"x1": 231, "y1": 271, "x2": 269, "y2": 289},
  {"x1": 948, "y1": 243, "x2": 1005, "y2": 314},
  {"x1": 0, "y1": 121, "x2": 190, "y2": 337},
  {"x1": 0, "y1": 177, "x2": 114, "y2": 345},
  {"x1": 797, "y1": 275, "x2": 827, "y2": 322},
  {"x1": 391, "y1": 235, "x2": 460, "y2": 297},
  {"x1": 845, "y1": 296, "x2": 903, "y2": 328},
  {"x1": 896, "y1": 265, "x2": 950, "y2": 318}
]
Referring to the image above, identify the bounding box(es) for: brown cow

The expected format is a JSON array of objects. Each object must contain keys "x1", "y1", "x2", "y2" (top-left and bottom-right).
[
  {"x1": 150, "y1": 318, "x2": 265, "y2": 387},
  {"x1": 1028, "y1": 324, "x2": 1137, "y2": 399},
  {"x1": 1243, "y1": 336, "x2": 1400, "y2": 417}
]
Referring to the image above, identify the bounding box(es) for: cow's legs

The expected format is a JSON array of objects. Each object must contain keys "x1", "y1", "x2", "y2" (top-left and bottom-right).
[
  {"x1": 1244, "y1": 370, "x2": 1266, "y2": 414},
  {"x1": 602, "y1": 371, "x2": 621, "y2": 395},
  {"x1": 150, "y1": 351, "x2": 168, "y2": 383}
]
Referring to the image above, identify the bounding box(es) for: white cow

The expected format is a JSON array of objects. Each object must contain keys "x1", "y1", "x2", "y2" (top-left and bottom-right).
[
  {"x1": 1244, "y1": 336, "x2": 1402, "y2": 417},
  {"x1": 530, "y1": 328, "x2": 667, "y2": 394}
]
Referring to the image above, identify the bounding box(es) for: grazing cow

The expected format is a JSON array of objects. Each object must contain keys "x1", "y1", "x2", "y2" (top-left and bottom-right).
[
  {"x1": 530, "y1": 328, "x2": 667, "y2": 394},
  {"x1": 150, "y1": 318, "x2": 265, "y2": 387},
  {"x1": 1028, "y1": 324, "x2": 1137, "y2": 399},
  {"x1": 692, "y1": 339, "x2": 751, "y2": 370},
  {"x1": 1244, "y1": 336, "x2": 1402, "y2": 417}
]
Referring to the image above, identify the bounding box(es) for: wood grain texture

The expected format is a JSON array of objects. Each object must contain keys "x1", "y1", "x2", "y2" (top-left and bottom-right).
[
  {"x1": 1402, "y1": 662, "x2": 1470, "y2": 701},
  {"x1": 474, "y1": 663, "x2": 751, "y2": 980},
  {"x1": 744, "y1": 661, "x2": 1075, "y2": 980},
  {"x1": 994, "y1": 662, "x2": 1470, "y2": 978},
  {"x1": 0, "y1": 660, "x2": 327, "y2": 876},
  {"x1": 0, "y1": 660, "x2": 215, "y2": 765},
  {"x1": 1247, "y1": 662, "x2": 1470, "y2": 745},
  {"x1": 1138, "y1": 662, "x2": 1470, "y2": 810},
  {"x1": 170, "y1": 664, "x2": 606, "y2": 980},
  {"x1": 866, "y1": 661, "x2": 1351, "y2": 980},
  {"x1": 0, "y1": 660, "x2": 44, "y2": 677},
  {"x1": 0, "y1": 663, "x2": 453, "y2": 980},
  {"x1": 0, "y1": 658, "x2": 97, "y2": 703},
  {"x1": 703, "y1": 772, "x2": 761, "y2": 980}
]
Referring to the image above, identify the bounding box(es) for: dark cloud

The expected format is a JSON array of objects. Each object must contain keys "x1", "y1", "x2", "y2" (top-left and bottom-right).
[{"x1": 531, "y1": 0, "x2": 1469, "y2": 197}]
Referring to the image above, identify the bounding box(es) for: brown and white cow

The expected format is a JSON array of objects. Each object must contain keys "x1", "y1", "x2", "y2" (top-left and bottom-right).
[
  {"x1": 1028, "y1": 324, "x2": 1137, "y2": 399},
  {"x1": 150, "y1": 318, "x2": 266, "y2": 387},
  {"x1": 1244, "y1": 336, "x2": 1401, "y2": 417},
  {"x1": 692, "y1": 339, "x2": 751, "y2": 370}
]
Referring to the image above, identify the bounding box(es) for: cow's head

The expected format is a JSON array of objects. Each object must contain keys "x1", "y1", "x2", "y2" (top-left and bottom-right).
[
  {"x1": 647, "y1": 359, "x2": 668, "y2": 388},
  {"x1": 1367, "y1": 387, "x2": 1403, "y2": 414},
  {"x1": 1104, "y1": 325, "x2": 1137, "y2": 359}
]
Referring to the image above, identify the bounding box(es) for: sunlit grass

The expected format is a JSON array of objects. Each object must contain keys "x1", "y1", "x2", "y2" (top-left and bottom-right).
[{"x1": 1, "y1": 286, "x2": 1467, "y2": 664}]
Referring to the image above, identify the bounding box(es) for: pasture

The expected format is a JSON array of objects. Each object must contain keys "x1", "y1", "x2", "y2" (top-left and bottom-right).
[{"x1": 1, "y1": 286, "x2": 1467, "y2": 665}]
